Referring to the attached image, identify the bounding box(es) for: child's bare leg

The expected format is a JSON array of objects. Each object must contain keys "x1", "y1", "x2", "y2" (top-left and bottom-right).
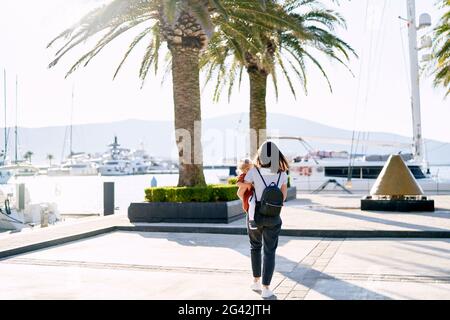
[{"x1": 248, "y1": 195, "x2": 256, "y2": 221}]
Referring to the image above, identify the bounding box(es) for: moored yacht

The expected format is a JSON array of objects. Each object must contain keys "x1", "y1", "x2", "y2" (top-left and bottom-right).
[
  {"x1": 97, "y1": 136, "x2": 133, "y2": 176},
  {"x1": 97, "y1": 136, "x2": 165, "y2": 175},
  {"x1": 283, "y1": 147, "x2": 450, "y2": 193},
  {"x1": 98, "y1": 159, "x2": 132, "y2": 176},
  {"x1": 128, "y1": 143, "x2": 150, "y2": 174},
  {"x1": 2, "y1": 162, "x2": 39, "y2": 178},
  {"x1": 47, "y1": 153, "x2": 98, "y2": 176},
  {"x1": 0, "y1": 183, "x2": 60, "y2": 231}
]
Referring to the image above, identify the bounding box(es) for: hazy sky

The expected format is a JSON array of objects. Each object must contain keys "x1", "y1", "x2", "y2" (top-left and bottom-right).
[{"x1": 0, "y1": 0, "x2": 449, "y2": 144}]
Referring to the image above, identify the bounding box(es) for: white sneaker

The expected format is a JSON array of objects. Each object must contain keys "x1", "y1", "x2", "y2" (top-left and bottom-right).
[
  {"x1": 250, "y1": 282, "x2": 261, "y2": 291},
  {"x1": 261, "y1": 288, "x2": 274, "y2": 299}
]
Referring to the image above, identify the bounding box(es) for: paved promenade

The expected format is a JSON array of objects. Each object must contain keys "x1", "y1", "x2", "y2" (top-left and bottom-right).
[
  {"x1": 280, "y1": 194, "x2": 450, "y2": 231},
  {"x1": 1, "y1": 194, "x2": 450, "y2": 299},
  {"x1": 1, "y1": 231, "x2": 450, "y2": 299}
]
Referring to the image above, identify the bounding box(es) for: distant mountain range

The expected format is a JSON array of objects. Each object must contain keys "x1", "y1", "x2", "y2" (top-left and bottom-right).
[{"x1": 2, "y1": 113, "x2": 449, "y2": 165}]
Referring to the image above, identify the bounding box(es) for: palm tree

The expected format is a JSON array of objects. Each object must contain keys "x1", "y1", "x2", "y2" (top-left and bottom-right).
[
  {"x1": 24, "y1": 151, "x2": 33, "y2": 164},
  {"x1": 47, "y1": 154, "x2": 54, "y2": 167},
  {"x1": 201, "y1": 0, "x2": 356, "y2": 155},
  {"x1": 47, "y1": 0, "x2": 279, "y2": 186},
  {"x1": 431, "y1": 0, "x2": 449, "y2": 97}
]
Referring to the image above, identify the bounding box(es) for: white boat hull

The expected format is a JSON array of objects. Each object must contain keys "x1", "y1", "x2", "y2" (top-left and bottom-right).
[
  {"x1": 47, "y1": 168, "x2": 71, "y2": 176},
  {"x1": 67, "y1": 170, "x2": 98, "y2": 176},
  {"x1": 98, "y1": 168, "x2": 131, "y2": 176},
  {"x1": 0, "y1": 204, "x2": 60, "y2": 231},
  {"x1": 290, "y1": 176, "x2": 450, "y2": 194},
  {"x1": 0, "y1": 211, "x2": 26, "y2": 230},
  {"x1": 289, "y1": 160, "x2": 450, "y2": 194},
  {"x1": 0, "y1": 170, "x2": 13, "y2": 184},
  {"x1": 100, "y1": 172, "x2": 129, "y2": 176},
  {"x1": 48, "y1": 168, "x2": 98, "y2": 176}
]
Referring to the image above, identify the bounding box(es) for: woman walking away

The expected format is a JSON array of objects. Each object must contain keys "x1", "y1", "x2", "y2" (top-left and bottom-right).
[{"x1": 237, "y1": 141, "x2": 289, "y2": 299}]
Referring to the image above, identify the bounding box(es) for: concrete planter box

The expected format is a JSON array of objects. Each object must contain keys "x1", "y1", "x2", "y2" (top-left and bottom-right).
[
  {"x1": 128, "y1": 200, "x2": 245, "y2": 224},
  {"x1": 286, "y1": 187, "x2": 297, "y2": 201},
  {"x1": 129, "y1": 187, "x2": 296, "y2": 224}
]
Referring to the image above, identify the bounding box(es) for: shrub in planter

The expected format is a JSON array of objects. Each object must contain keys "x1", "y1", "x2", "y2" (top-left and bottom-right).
[
  {"x1": 210, "y1": 184, "x2": 238, "y2": 201},
  {"x1": 164, "y1": 188, "x2": 179, "y2": 202},
  {"x1": 144, "y1": 184, "x2": 238, "y2": 203},
  {"x1": 174, "y1": 187, "x2": 211, "y2": 202},
  {"x1": 146, "y1": 187, "x2": 167, "y2": 202}
]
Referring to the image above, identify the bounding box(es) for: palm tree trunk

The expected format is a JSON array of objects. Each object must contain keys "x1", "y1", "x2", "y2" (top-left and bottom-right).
[
  {"x1": 248, "y1": 70, "x2": 268, "y2": 157},
  {"x1": 171, "y1": 47, "x2": 206, "y2": 187}
]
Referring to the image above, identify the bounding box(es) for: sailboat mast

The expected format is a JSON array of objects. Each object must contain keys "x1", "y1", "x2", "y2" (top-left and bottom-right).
[
  {"x1": 15, "y1": 75, "x2": 18, "y2": 164},
  {"x1": 406, "y1": 0, "x2": 424, "y2": 164},
  {"x1": 70, "y1": 86, "x2": 74, "y2": 157},
  {"x1": 3, "y1": 69, "x2": 7, "y2": 162}
]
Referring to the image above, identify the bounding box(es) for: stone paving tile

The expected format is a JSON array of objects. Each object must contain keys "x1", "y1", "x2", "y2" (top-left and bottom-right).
[
  {"x1": 315, "y1": 258, "x2": 331, "y2": 264},
  {"x1": 300, "y1": 258, "x2": 316, "y2": 266},
  {"x1": 306, "y1": 252, "x2": 322, "y2": 258},
  {"x1": 286, "y1": 291, "x2": 308, "y2": 300},
  {"x1": 311, "y1": 267, "x2": 327, "y2": 273},
  {"x1": 274, "y1": 239, "x2": 345, "y2": 300},
  {"x1": 292, "y1": 284, "x2": 310, "y2": 291},
  {"x1": 277, "y1": 284, "x2": 295, "y2": 290},
  {"x1": 312, "y1": 264, "x2": 329, "y2": 270},
  {"x1": 274, "y1": 287, "x2": 292, "y2": 294}
]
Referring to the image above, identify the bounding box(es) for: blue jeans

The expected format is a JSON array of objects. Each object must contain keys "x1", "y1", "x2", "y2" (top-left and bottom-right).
[{"x1": 247, "y1": 204, "x2": 282, "y2": 286}]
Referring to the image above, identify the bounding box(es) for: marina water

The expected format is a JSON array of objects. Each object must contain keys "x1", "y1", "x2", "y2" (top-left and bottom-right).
[{"x1": 10, "y1": 169, "x2": 230, "y2": 215}]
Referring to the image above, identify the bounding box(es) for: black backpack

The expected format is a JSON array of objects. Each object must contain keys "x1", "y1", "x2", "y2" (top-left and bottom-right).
[{"x1": 255, "y1": 168, "x2": 284, "y2": 217}]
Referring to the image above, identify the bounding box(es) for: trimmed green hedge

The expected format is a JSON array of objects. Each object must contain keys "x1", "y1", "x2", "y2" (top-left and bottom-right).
[{"x1": 145, "y1": 184, "x2": 239, "y2": 203}]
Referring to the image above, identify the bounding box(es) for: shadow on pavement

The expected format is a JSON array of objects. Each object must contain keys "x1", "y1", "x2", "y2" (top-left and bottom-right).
[{"x1": 136, "y1": 231, "x2": 391, "y2": 300}]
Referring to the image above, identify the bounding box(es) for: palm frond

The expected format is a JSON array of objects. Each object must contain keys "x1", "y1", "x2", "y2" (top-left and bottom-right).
[
  {"x1": 202, "y1": 0, "x2": 356, "y2": 101},
  {"x1": 113, "y1": 25, "x2": 157, "y2": 79},
  {"x1": 431, "y1": 0, "x2": 450, "y2": 96}
]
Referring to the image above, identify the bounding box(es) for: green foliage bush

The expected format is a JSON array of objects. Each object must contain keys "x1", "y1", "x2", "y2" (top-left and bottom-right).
[
  {"x1": 145, "y1": 184, "x2": 239, "y2": 203},
  {"x1": 227, "y1": 177, "x2": 238, "y2": 185}
]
